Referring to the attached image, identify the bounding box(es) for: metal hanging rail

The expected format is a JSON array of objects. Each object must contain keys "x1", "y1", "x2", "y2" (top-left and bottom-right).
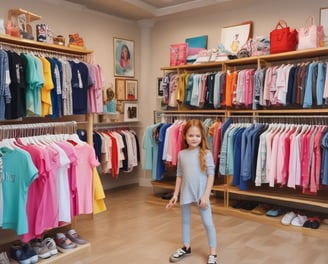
[{"x1": 0, "y1": 121, "x2": 77, "y2": 140}]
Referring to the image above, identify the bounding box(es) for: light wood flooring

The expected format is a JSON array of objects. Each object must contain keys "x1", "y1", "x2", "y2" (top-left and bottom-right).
[{"x1": 53, "y1": 185, "x2": 328, "y2": 264}]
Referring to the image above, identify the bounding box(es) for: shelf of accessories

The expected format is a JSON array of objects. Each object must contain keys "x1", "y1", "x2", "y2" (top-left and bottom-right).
[
  {"x1": 161, "y1": 46, "x2": 328, "y2": 72},
  {"x1": 0, "y1": 33, "x2": 95, "y2": 263}
]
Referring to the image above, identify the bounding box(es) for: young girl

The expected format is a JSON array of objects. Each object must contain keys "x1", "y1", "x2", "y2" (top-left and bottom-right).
[{"x1": 166, "y1": 119, "x2": 218, "y2": 264}]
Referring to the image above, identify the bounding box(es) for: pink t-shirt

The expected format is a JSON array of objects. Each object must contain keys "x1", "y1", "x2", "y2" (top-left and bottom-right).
[
  {"x1": 17, "y1": 143, "x2": 49, "y2": 242},
  {"x1": 35, "y1": 145, "x2": 60, "y2": 236},
  {"x1": 74, "y1": 143, "x2": 100, "y2": 215}
]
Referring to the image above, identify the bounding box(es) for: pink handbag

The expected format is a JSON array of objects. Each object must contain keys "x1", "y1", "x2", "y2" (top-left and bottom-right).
[{"x1": 298, "y1": 16, "x2": 325, "y2": 50}]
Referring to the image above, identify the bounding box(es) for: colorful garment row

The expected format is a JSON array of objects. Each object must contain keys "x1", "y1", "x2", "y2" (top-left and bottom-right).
[
  {"x1": 0, "y1": 135, "x2": 102, "y2": 241},
  {"x1": 219, "y1": 122, "x2": 328, "y2": 194},
  {"x1": 0, "y1": 49, "x2": 104, "y2": 120},
  {"x1": 161, "y1": 61, "x2": 328, "y2": 110}
]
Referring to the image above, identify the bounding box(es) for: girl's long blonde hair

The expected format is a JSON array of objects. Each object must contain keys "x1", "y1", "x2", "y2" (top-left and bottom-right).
[{"x1": 181, "y1": 119, "x2": 210, "y2": 172}]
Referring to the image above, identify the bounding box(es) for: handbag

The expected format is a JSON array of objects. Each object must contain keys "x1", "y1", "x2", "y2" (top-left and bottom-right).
[
  {"x1": 298, "y1": 16, "x2": 325, "y2": 50},
  {"x1": 270, "y1": 20, "x2": 298, "y2": 54}
]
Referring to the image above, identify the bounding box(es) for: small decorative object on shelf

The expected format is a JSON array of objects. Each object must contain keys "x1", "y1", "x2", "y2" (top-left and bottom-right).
[
  {"x1": 53, "y1": 35, "x2": 66, "y2": 46},
  {"x1": 68, "y1": 33, "x2": 84, "y2": 49}
]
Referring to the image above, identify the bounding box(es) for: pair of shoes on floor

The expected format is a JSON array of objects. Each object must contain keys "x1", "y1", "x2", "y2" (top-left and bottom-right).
[
  {"x1": 10, "y1": 241, "x2": 38, "y2": 264},
  {"x1": 55, "y1": 233, "x2": 77, "y2": 253},
  {"x1": 0, "y1": 251, "x2": 10, "y2": 264},
  {"x1": 303, "y1": 217, "x2": 321, "y2": 229},
  {"x1": 30, "y1": 237, "x2": 58, "y2": 259},
  {"x1": 232, "y1": 200, "x2": 258, "y2": 211},
  {"x1": 266, "y1": 207, "x2": 283, "y2": 217},
  {"x1": 281, "y1": 211, "x2": 308, "y2": 226},
  {"x1": 169, "y1": 247, "x2": 217, "y2": 264},
  {"x1": 169, "y1": 246, "x2": 191, "y2": 262},
  {"x1": 251, "y1": 204, "x2": 270, "y2": 215},
  {"x1": 66, "y1": 229, "x2": 89, "y2": 245}
]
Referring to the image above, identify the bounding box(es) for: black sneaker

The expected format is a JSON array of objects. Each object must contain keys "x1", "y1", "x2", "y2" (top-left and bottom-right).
[
  {"x1": 207, "y1": 254, "x2": 217, "y2": 264},
  {"x1": 169, "y1": 246, "x2": 191, "y2": 262}
]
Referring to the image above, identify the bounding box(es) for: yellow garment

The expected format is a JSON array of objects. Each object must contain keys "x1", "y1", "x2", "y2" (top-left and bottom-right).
[
  {"x1": 93, "y1": 167, "x2": 107, "y2": 214},
  {"x1": 40, "y1": 57, "x2": 54, "y2": 116}
]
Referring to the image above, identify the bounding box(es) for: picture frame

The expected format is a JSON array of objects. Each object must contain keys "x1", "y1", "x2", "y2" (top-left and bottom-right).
[
  {"x1": 157, "y1": 77, "x2": 163, "y2": 97},
  {"x1": 114, "y1": 37, "x2": 134, "y2": 77},
  {"x1": 320, "y1": 7, "x2": 328, "y2": 39},
  {"x1": 123, "y1": 102, "x2": 138, "y2": 122},
  {"x1": 125, "y1": 79, "x2": 138, "y2": 100},
  {"x1": 115, "y1": 78, "x2": 126, "y2": 101},
  {"x1": 220, "y1": 21, "x2": 253, "y2": 54}
]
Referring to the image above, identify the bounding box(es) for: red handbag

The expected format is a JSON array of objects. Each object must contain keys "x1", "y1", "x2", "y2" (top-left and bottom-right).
[{"x1": 270, "y1": 20, "x2": 298, "y2": 54}]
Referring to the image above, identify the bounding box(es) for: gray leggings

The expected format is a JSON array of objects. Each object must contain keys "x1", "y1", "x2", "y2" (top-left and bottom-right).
[{"x1": 181, "y1": 203, "x2": 217, "y2": 248}]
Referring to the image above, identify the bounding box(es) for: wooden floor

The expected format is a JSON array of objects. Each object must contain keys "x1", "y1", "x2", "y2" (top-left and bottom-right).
[{"x1": 54, "y1": 185, "x2": 328, "y2": 264}]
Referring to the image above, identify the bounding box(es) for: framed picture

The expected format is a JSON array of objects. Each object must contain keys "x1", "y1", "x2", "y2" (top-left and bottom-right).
[
  {"x1": 124, "y1": 102, "x2": 138, "y2": 122},
  {"x1": 220, "y1": 21, "x2": 253, "y2": 54},
  {"x1": 114, "y1": 37, "x2": 134, "y2": 77},
  {"x1": 157, "y1": 77, "x2": 163, "y2": 97},
  {"x1": 320, "y1": 7, "x2": 328, "y2": 39},
  {"x1": 125, "y1": 79, "x2": 138, "y2": 100},
  {"x1": 115, "y1": 78, "x2": 126, "y2": 101}
]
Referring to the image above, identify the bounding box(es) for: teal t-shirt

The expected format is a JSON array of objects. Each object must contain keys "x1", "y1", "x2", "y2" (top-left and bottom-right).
[{"x1": 1, "y1": 147, "x2": 38, "y2": 235}]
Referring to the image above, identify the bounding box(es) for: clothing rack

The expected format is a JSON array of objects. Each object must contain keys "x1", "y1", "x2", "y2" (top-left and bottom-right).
[
  {"x1": 154, "y1": 112, "x2": 224, "y2": 123},
  {"x1": 93, "y1": 122, "x2": 140, "y2": 130},
  {"x1": 254, "y1": 115, "x2": 328, "y2": 125},
  {"x1": 0, "y1": 121, "x2": 77, "y2": 140}
]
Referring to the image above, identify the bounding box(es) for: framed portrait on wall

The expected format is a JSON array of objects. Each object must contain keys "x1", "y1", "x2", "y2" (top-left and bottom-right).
[
  {"x1": 115, "y1": 78, "x2": 126, "y2": 100},
  {"x1": 125, "y1": 79, "x2": 138, "y2": 100},
  {"x1": 124, "y1": 102, "x2": 138, "y2": 122},
  {"x1": 114, "y1": 37, "x2": 134, "y2": 77},
  {"x1": 220, "y1": 21, "x2": 253, "y2": 54}
]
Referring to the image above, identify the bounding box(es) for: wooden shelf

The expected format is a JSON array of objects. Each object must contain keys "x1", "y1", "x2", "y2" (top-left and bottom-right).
[
  {"x1": 228, "y1": 186, "x2": 328, "y2": 209},
  {"x1": 8, "y1": 8, "x2": 41, "y2": 22},
  {"x1": 0, "y1": 34, "x2": 93, "y2": 55}
]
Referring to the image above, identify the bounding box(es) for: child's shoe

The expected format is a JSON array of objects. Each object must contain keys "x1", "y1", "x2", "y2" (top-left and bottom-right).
[
  {"x1": 169, "y1": 246, "x2": 191, "y2": 262},
  {"x1": 207, "y1": 254, "x2": 217, "y2": 264}
]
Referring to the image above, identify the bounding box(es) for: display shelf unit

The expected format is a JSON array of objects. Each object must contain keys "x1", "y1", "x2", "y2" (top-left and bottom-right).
[
  {"x1": 0, "y1": 33, "x2": 94, "y2": 262},
  {"x1": 152, "y1": 46, "x2": 328, "y2": 238}
]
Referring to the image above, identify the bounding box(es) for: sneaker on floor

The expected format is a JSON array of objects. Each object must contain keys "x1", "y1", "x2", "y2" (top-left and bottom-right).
[
  {"x1": 291, "y1": 214, "x2": 308, "y2": 227},
  {"x1": 281, "y1": 211, "x2": 296, "y2": 225},
  {"x1": 10, "y1": 241, "x2": 38, "y2": 264},
  {"x1": 55, "y1": 233, "x2": 77, "y2": 253},
  {"x1": 169, "y1": 246, "x2": 191, "y2": 262},
  {"x1": 207, "y1": 254, "x2": 217, "y2": 264},
  {"x1": 66, "y1": 229, "x2": 88, "y2": 245},
  {"x1": 0, "y1": 251, "x2": 10, "y2": 264},
  {"x1": 31, "y1": 238, "x2": 51, "y2": 259}
]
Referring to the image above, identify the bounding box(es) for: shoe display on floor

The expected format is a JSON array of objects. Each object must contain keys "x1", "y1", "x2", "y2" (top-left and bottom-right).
[
  {"x1": 0, "y1": 251, "x2": 10, "y2": 264},
  {"x1": 55, "y1": 233, "x2": 77, "y2": 252},
  {"x1": 66, "y1": 229, "x2": 88, "y2": 245},
  {"x1": 169, "y1": 246, "x2": 191, "y2": 262},
  {"x1": 31, "y1": 238, "x2": 58, "y2": 259},
  {"x1": 207, "y1": 254, "x2": 217, "y2": 264},
  {"x1": 10, "y1": 241, "x2": 38, "y2": 264},
  {"x1": 281, "y1": 211, "x2": 297, "y2": 225}
]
